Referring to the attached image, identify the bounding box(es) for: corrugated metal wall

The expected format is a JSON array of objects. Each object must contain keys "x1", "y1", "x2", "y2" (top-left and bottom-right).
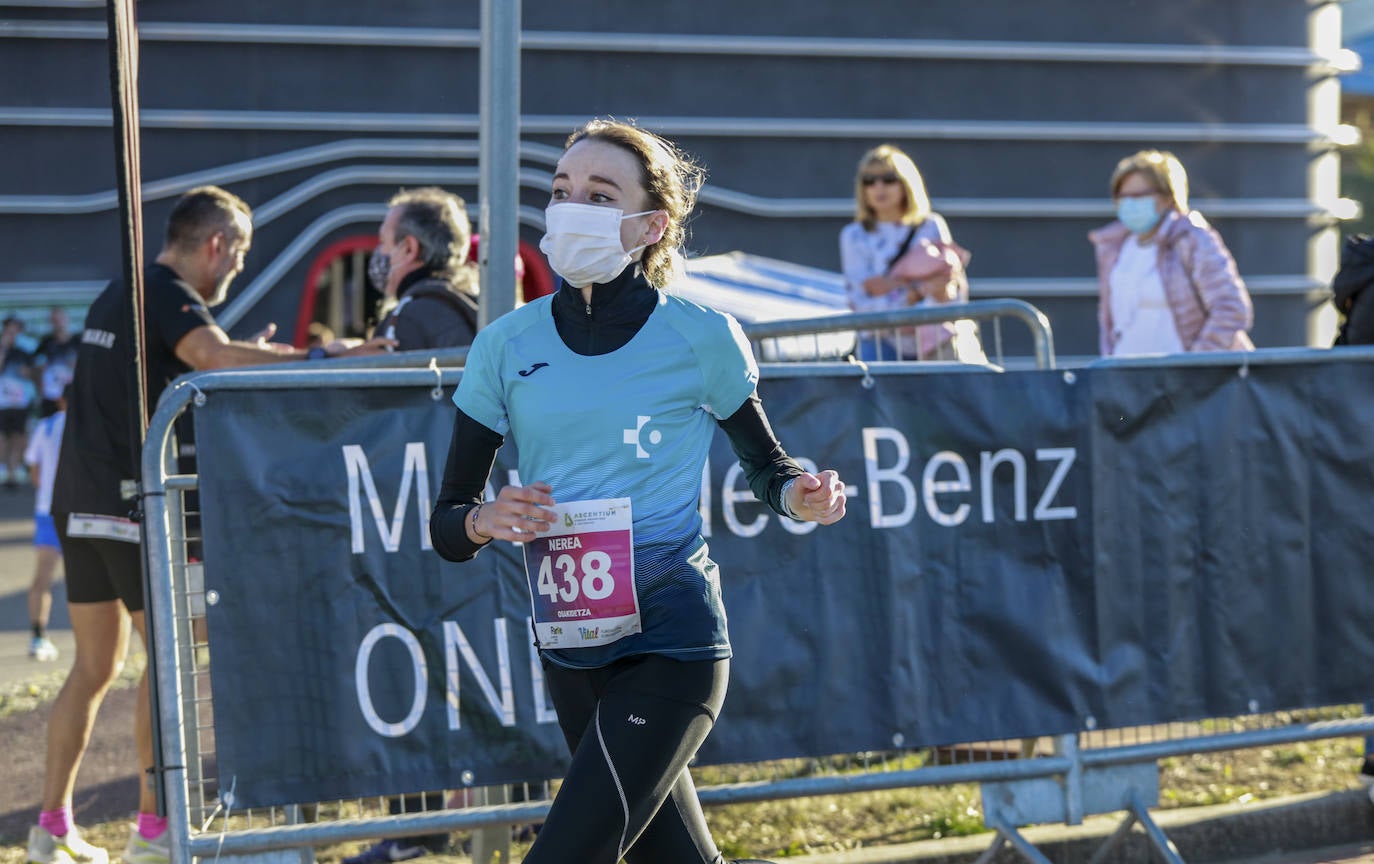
[{"x1": 0, "y1": 0, "x2": 1349, "y2": 356}]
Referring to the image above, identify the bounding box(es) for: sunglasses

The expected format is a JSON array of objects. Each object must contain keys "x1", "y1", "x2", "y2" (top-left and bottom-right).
[{"x1": 861, "y1": 173, "x2": 901, "y2": 187}]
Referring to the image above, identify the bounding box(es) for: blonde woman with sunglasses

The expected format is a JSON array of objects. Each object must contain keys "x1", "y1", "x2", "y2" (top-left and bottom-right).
[{"x1": 839, "y1": 144, "x2": 967, "y2": 361}]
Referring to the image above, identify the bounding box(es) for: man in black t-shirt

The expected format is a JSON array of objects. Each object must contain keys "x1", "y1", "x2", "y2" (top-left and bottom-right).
[{"x1": 30, "y1": 186, "x2": 394, "y2": 864}]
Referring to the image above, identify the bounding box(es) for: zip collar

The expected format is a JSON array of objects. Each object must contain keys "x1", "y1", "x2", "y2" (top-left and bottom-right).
[{"x1": 550, "y1": 267, "x2": 658, "y2": 356}]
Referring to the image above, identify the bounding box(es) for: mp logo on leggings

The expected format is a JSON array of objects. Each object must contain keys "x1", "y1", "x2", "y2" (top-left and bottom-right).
[{"x1": 523, "y1": 497, "x2": 642, "y2": 649}]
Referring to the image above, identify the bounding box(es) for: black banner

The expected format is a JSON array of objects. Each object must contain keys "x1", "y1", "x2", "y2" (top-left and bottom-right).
[{"x1": 194, "y1": 361, "x2": 1374, "y2": 807}]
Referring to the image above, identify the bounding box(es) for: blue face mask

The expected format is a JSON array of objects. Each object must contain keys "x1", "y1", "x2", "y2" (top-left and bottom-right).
[{"x1": 1117, "y1": 196, "x2": 1163, "y2": 235}]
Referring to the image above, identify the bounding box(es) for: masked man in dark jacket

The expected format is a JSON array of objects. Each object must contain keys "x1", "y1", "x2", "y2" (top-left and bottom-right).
[{"x1": 368, "y1": 187, "x2": 479, "y2": 351}]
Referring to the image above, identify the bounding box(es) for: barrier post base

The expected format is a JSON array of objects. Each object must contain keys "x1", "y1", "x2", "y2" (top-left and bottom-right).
[
  {"x1": 468, "y1": 786, "x2": 511, "y2": 864},
  {"x1": 975, "y1": 822, "x2": 1055, "y2": 864},
  {"x1": 981, "y1": 761, "x2": 1180, "y2": 863}
]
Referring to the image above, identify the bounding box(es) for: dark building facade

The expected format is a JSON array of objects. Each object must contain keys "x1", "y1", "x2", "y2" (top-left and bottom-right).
[{"x1": 0, "y1": 0, "x2": 1354, "y2": 357}]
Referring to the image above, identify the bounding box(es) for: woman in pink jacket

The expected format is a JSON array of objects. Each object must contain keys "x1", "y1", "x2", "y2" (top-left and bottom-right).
[{"x1": 1089, "y1": 150, "x2": 1254, "y2": 357}]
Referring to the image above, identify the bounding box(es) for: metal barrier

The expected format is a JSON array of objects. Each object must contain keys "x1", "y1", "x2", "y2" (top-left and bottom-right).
[
  {"x1": 299, "y1": 298, "x2": 1057, "y2": 372},
  {"x1": 744, "y1": 298, "x2": 1056, "y2": 370},
  {"x1": 141, "y1": 342, "x2": 1372, "y2": 864}
]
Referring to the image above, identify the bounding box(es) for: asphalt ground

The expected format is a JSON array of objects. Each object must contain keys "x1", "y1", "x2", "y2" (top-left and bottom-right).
[
  {"x1": 0, "y1": 488, "x2": 143, "y2": 844},
  {"x1": 0, "y1": 487, "x2": 1371, "y2": 862}
]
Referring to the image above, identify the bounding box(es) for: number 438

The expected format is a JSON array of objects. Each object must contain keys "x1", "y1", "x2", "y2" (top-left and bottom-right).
[{"x1": 537, "y1": 550, "x2": 615, "y2": 603}]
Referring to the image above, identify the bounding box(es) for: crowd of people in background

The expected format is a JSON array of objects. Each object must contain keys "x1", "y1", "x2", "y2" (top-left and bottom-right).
[
  {"x1": 0, "y1": 309, "x2": 76, "y2": 488},
  {"x1": 0, "y1": 309, "x2": 80, "y2": 665},
  {"x1": 840, "y1": 144, "x2": 1261, "y2": 359}
]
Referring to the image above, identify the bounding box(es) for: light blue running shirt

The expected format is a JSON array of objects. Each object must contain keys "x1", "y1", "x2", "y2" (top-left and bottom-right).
[{"x1": 454, "y1": 291, "x2": 760, "y2": 668}]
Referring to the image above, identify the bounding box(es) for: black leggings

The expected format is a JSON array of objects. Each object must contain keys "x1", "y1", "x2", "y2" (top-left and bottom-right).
[{"x1": 524, "y1": 654, "x2": 729, "y2": 864}]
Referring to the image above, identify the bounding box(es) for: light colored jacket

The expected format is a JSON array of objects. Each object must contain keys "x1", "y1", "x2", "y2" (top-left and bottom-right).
[
  {"x1": 1089, "y1": 210, "x2": 1254, "y2": 356},
  {"x1": 839, "y1": 214, "x2": 951, "y2": 314}
]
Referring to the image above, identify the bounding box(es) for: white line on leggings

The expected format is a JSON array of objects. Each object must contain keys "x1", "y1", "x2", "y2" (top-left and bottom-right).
[{"x1": 594, "y1": 703, "x2": 632, "y2": 860}]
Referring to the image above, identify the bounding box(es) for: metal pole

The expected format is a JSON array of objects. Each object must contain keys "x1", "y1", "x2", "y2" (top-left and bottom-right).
[
  {"x1": 478, "y1": 0, "x2": 521, "y2": 327},
  {"x1": 104, "y1": 0, "x2": 148, "y2": 432},
  {"x1": 1305, "y1": 0, "x2": 1344, "y2": 346},
  {"x1": 1056, "y1": 733, "x2": 1083, "y2": 826},
  {"x1": 1129, "y1": 793, "x2": 1186, "y2": 864},
  {"x1": 105, "y1": 0, "x2": 168, "y2": 823}
]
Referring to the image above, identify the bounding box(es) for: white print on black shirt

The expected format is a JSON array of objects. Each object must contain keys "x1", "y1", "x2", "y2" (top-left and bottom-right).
[{"x1": 82, "y1": 329, "x2": 116, "y2": 349}]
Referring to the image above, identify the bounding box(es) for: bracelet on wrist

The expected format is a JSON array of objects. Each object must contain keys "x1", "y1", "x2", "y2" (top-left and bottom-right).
[
  {"x1": 779, "y1": 476, "x2": 801, "y2": 520},
  {"x1": 470, "y1": 502, "x2": 492, "y2": 540}
]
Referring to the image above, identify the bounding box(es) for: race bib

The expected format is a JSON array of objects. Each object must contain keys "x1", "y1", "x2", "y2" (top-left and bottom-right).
[
  {"x1": 0, "y1": 374, "x2": 27, "y2": 408},
  {"x1": 522, "y1": 497, "x2": 639, "y2": 649},
  {"x1": 42, "y1": 363, "x2": 72, "y2": 400}
]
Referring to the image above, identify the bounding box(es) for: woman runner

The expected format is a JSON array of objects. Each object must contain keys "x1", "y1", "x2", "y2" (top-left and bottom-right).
[{"x1": 430, "y1": 118, "x2": 847, "y2": 864}]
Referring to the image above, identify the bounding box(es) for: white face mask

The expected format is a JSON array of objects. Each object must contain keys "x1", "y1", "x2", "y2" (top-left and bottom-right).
[{"x1": 539, "y1": 203, "x2": 658, "y2": 288}]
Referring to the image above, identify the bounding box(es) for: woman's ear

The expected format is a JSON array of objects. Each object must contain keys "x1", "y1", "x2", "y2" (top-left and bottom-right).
[{"x1": 641, "y1": 211, "x2": 668, "y2": 247}]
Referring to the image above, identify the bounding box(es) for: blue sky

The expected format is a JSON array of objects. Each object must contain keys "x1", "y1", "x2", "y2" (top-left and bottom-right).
[{"x1": 1345, "y1": 0, "x2": 1374, "y2": 95}]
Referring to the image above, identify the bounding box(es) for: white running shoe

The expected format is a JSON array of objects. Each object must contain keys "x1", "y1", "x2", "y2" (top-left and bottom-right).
[
  {"x1": 26, "y1": 825, "x2": 109, "y2": 864},
  {"x1": 29, "y1": 636, "x2": 59, "y2": 662},
  {"x1": 122, "y1": 827, "x2": 169, "y2": 864}
]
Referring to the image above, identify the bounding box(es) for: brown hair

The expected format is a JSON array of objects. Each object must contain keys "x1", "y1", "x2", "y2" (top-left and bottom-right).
[
  {"x1": 564, "y1": 119, "x2": 705, "y2": 288},
  {"x1": 165, "y1": 185, "x2": 252, "y2": 252},
  {"x1": 1110, "y1": 149, "x2": 1190, "y2": 212}
]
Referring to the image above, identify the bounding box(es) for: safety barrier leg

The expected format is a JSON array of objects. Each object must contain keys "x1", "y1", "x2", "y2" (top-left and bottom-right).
[
  {"x1": 468, "y1": 786, "x2": 511, "y2": 864},
  {"x1": 978, "y1": 819, "x2": 1055, "y2": 864},
  {"x1": 1085, "y1": 811, "x2": 1137, "y2": 864},
  {"x1": 284, "y1": 805, "x2": 316, "y2": 864},
  {"x1": 971, "y1": 829, "x2": 1007, "y2": 864},
  {"x1": 1130, "y1": 792, "x2": 1186, "y2": 864},
  {"x1": 165, "y1": 483, "x2": 205, "y2": 823}
]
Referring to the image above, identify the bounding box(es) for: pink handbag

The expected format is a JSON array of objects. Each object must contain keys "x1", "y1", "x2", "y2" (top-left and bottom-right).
[{"x1": 888, "y1": 239, "x2": 972, "y2": 359}]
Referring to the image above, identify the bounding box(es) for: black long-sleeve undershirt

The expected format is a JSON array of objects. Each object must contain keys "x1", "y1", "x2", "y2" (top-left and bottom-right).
[{"x1": 429, "y1": 270, "x2": 804, "y2": 562}]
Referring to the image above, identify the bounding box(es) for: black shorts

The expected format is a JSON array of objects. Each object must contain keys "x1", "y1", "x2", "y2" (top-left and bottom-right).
[
  {"x1": 55, "y1": 512, "x2": 145, "y2": 611},
  {"x1": 0, "y1": 408, "x2": 28, "y2": 436}
]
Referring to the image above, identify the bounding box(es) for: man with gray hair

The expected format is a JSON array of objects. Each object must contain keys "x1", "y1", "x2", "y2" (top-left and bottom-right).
[{"x1": 367, "y1": 187, "x2": 479, "y2": 351}]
